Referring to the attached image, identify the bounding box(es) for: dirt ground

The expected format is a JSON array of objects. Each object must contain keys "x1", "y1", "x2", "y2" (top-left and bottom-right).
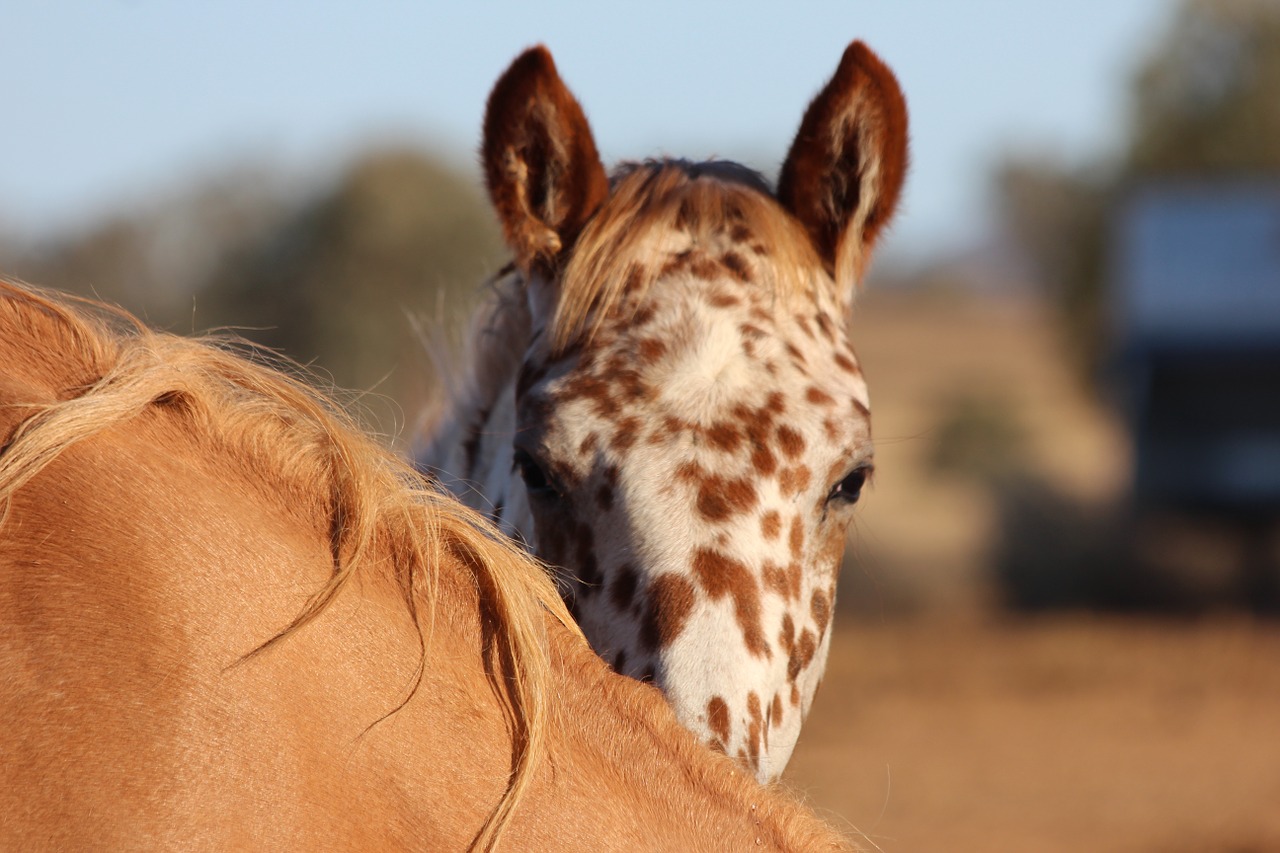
[{"x1": 784, "y1": 616, "x2": 1280, "y2": 852}]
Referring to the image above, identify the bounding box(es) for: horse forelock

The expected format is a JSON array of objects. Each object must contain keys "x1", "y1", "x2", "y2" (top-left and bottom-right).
[
  {"x1": 0, "y1": 279, "x2": 573, "y2": 851},
  {"x1": 550, "y1": 158, "x2": 825, "y2": 354}
]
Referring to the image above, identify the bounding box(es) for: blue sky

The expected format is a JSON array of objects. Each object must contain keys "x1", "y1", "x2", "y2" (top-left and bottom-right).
[{"x1": 3, "y1": 1, "x2": 1176, "y2": 260}]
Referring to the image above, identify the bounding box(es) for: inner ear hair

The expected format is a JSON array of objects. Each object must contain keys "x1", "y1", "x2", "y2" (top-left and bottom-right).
[
  {"x1": 481, "y1": 46, "x2": 610, "y2": 275},
  {"x1": 777, "y1": 40, "x2": 909, "y2": 289}
]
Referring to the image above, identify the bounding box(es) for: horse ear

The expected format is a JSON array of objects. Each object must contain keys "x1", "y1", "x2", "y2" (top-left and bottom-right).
[
  {"x1": 778, "y1": 41, "x2": 909, "y2": 289},
  {"x1": 482, "y1": 46, "x2": 610, "y2": 276}
]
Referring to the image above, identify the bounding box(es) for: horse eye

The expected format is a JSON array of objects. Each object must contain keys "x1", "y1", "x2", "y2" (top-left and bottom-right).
[
  {"x1": 828, "y1": 465, "x2": 871, "y2": 505},
  {"x1": 513, "y1": 447, "x2": 560, "y2": 500}
]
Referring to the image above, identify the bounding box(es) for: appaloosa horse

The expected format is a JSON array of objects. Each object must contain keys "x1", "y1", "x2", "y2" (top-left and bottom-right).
[{"x1": 419, "y1": 41, "x2": 908, "y2": 780}]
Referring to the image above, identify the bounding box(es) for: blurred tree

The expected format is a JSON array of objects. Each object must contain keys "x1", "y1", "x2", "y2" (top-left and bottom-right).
[
  {"x1": 203, "y1": 148, "x2": 503, "y2": 431},
  {"x1": 996, "y1": 0, "x2": 1280, "y2": 379},
  {"x1": 1128, "y1": 0, "x2": 1280, "y2": 174},
  {"x1": 4, "y1": 168, "x2": 291, "y2": 326},
  {"x1": 2, "y1": 147, "x2": 505, "y2": 438}
]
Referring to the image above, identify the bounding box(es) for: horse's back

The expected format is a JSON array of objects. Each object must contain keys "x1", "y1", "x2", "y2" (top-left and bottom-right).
[{"x1": 0, "y1": 297, "x2": 425, "y2": 847}]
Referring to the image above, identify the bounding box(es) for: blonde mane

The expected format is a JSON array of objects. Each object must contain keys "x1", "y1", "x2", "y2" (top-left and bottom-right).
[
  {"x1": 551, "y1": 159, "x2": 826, "y2": 353},
  {"x1": 0, "y1": 280, "x2": 577, "y2": 852}
]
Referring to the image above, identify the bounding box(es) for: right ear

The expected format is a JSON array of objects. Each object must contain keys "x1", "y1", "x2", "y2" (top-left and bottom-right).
[
  {"x1": 777, "y1": 41, "x2": 909, "y2": 291},
  {"x1": 482, "y1": 46, "x2": 610, "y2": 276}
]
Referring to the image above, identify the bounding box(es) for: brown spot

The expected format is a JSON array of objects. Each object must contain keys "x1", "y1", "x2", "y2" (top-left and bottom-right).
[
  {"x1": 787, "y1": 629, "x2": 818, "y2": 684},
  {"x1": 739, "y1": 322, "x2": 766, "y2": 340},
  {"x1": 730, "y1": 222, "x2": 752, "y2": 243},
  {"x1": 779, "y1": 613, "x2": 796, "y2": 653},
  {"x1": 795, "y1": 314, "x2": 814, "y2": 338},
  {"x1": 811, "y1": 588, "x2": 832, "y2": 634},
  {"x1": 764, "y1": 392, "x2": 786, "y2": 416},
  {"x1": 557, "y1": 373, "x2": 616, "y2": 418},
  {"x1": 771, "y1": 693, "x2": 784, "y2": 730},
  {"x1": 751, "y1": 444, "x2": 777, "y2": 477},
  {"x1": 785, "y1": 562, "x2": 803, "y2": 600},
  {"x1": 739, "y1": 405, "x2": 779, "y2": 476},
  {"x1": 790, "y1": 684, "x2": 800, "y2": 707},
  {"x1": 631, "y1": 302, "x2": 656, "y2": 327},
  {"x1": 691, "y1": 549, "x2": 769, "y2": 657},
  {"x1": 611, "y1": 564, "x2": 639, "y2": 611},
  {"x1": 760, "y1": 510, "x2": 782, "y2": 540},
  {"x1": 850, "y1": 396, "x2": 870, "y2": 418},
  {"x1": 721, "y1": 251, "x2": 751, "y2": 282},
  {"x1": 610, "y1": 416, "x2": 641, "y2": 453},
  {"x1": 705, "y1": 422, "x2": 742, "y2": 453},
  {"x1": 664, "y1": 415, "x2": 690, "y2": 438},
  {"x1": 637, "y1": 337, "x2": 667, "y2": 365},
  {"x1": 578, "y1": 432, "x2": 599, "y2": 457},
  {"x1": 776, "y1": 425, "x2": 805, "y2": 459},
  {"x1": 834, "y1": 352, "x2": 859, "y2": 375},
  {"x1": 746, "y1": 691, "x2": 763, "y2": 767},
  {"x1": 762, "y1": 561, "x2": 789, "y2": 597},
  {"x1": 709, "y1": 288, "x2": 741, "y2": 308},
  {"x1": 784, "y1": 343, "x2": 806, "y2": 364},
  {"x1": 778, "y1": 465, "x2": 812, "y2": 497},
  {"x1": 822, "y1": 418, "x2": 840, "y2": 442},
  {"x1": 814, "y1": 312, "x2": 835, "y2": 341},
  {"x1": 676, "y1": 460, "x2": 703, "y2": 483},
  {"x1": 640, "y1": 573, "x2": 697, "y2": 650},
  {"x1": 661, "y1": 249, "x2": 694, "y2": 278},
  {"x1": 806, "y1": 386, "x2": 835, "y2": 406},
  {"x1": 695, "y1": 474, "x2": 759, "y2": 522},
  {"x1": 691, "y1": 255, "x2": 720, "y2": 280},
  {"x1": 707, "y1": 696, "x2": 731, "y2": 745},
  {"x1": 789, "y1": 516, "x2": 805, "y2": 560}
]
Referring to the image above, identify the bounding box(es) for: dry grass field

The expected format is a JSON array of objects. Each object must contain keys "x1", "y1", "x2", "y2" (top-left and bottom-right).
[{"x1": 786, "y1": 617, "x2": 1280, "y2": 852}]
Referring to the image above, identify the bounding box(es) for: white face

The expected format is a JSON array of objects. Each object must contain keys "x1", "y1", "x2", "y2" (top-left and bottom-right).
[{"x1": 511, "y1": 247, "x2": 873, "y2": 779}]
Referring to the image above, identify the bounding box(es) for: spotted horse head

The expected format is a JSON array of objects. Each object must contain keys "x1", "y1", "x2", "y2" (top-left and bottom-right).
[{"x1": 419, "y1": 41, "x2": 908, "y2": 781}]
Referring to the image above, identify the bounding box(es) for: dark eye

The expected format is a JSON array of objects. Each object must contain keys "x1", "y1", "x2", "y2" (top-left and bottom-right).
[
  {"x1": 827, "y1": 464, "x2": 872, "y2": 505},
  {"x1": 513, "y1": 447, "x2": 561, "y2": 500}
]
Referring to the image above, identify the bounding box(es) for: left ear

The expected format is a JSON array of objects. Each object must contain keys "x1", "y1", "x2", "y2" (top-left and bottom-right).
[{"x1": 777, "y1": 41, "x2": 909, "y2": 289}]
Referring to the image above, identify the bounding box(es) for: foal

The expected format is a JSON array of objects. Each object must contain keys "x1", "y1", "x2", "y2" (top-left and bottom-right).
[{"x1": 419, "y1": 41, "x2": 908, "y2": 779}]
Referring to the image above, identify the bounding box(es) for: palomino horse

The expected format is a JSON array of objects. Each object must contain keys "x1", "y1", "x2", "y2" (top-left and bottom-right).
[
  {"x1": 418, "y1": 41, "x2": 908, "y2": 780},
  {"x1": 0, "y1": 280, "x2": 856, "y2": 851}
]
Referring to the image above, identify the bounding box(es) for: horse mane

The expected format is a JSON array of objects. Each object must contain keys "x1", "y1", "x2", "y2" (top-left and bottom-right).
[
  {"x1": 0, "y1": 280, "x2": 577, "y2": 851},
  {"x1": 551, "y1": 158, "x2": 825, "y2": 353}
]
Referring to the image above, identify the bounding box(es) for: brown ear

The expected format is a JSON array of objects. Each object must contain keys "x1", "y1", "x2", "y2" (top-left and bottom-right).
[
  {"x1": 482, "y1": 46, "x2": 610, "y2": 275},
  {"x1": 777, "y1": 41, "x2": 909, "y2": 287}
]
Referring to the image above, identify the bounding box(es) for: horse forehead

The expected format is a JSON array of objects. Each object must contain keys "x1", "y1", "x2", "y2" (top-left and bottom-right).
[{"x1": 608, "y1": 277, "x2": 862, "y2": 420}]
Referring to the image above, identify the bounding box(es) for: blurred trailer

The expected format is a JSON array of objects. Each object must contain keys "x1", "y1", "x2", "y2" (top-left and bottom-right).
[{"x1": 1112, "y1": 184, "x2": 1280, "y2": 514}]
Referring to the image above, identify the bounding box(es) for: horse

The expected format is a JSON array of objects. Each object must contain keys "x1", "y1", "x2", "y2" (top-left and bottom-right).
[
  {"x1": 417, "y1": 41, "x2": 908, "y2": 781},
  {"x1": 0, "y1": 279, "x2": 860, "y2": 851}
]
